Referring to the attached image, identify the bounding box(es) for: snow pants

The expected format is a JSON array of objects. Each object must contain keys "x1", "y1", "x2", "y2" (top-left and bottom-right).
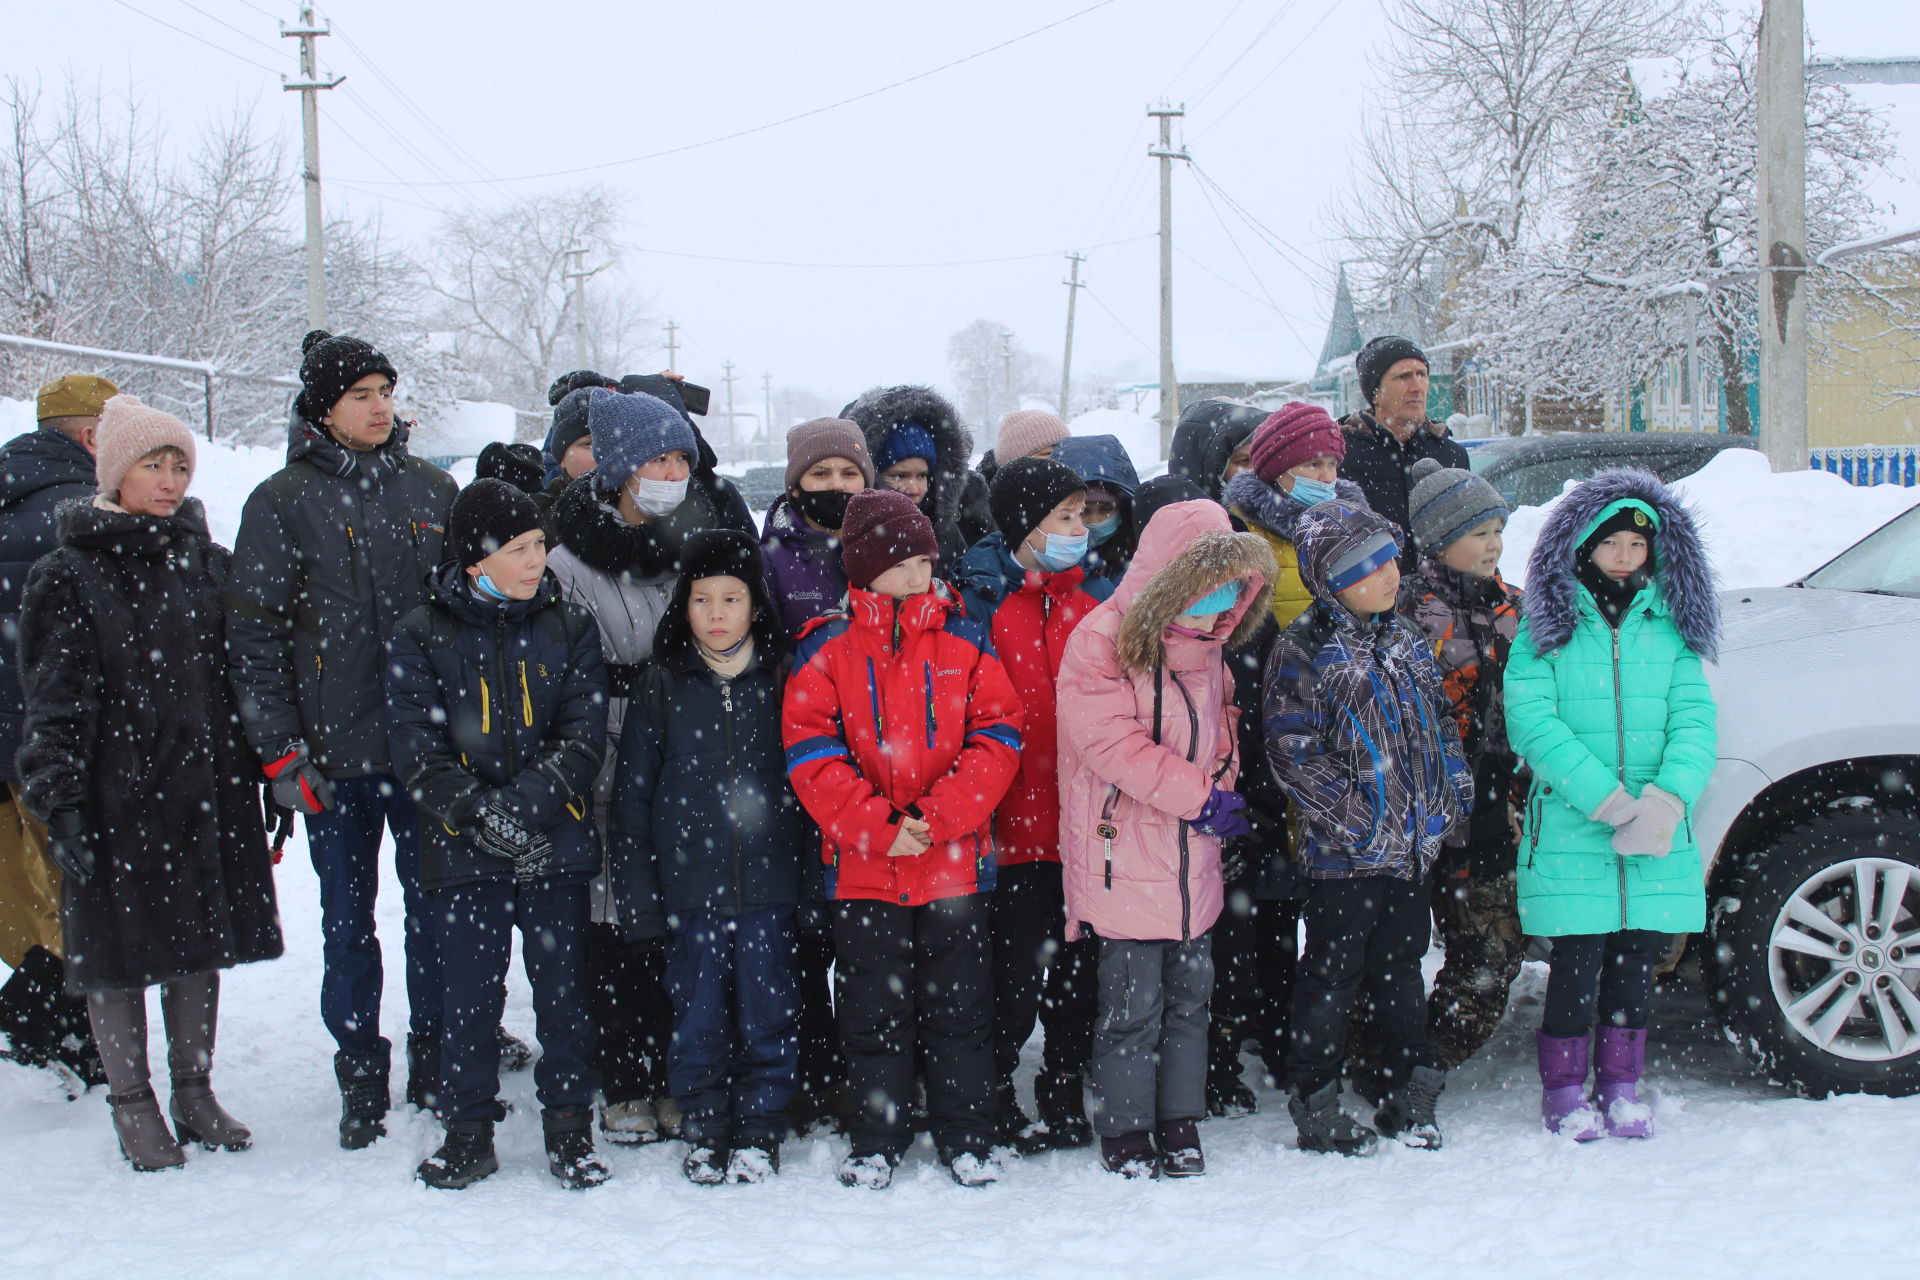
[
  {"x1": 1542, "y1": 929, "x2": 1665, "y2": 1038},
  {"x1": 1088, "y1": 933, "x2": 1214, "y2": 1137},
  {"x1": 1290, "y1": 875, "x2": 1437, "y2": 1097},
  {"x1": 585, "y1": 922, "x2": 671, "y2": 1105},
  {"x1": 665, "y1": 906, "x2": 800, "y2": 1146},
  {"x1": 833, "y1": 894, "x2": 994, "y2": 1160},
  {"x1": 990, "y1": 861, "x2": 1095, "y2": 1087},
  {"x1": 434, "y1": 876, "x2": 597, "y2": 1122},
  {"x1": 1428, "y1": 866, "x2": 1524, "y2": 1067}
]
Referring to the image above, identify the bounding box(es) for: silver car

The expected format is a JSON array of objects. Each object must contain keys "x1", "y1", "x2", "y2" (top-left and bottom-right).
[{"x1": 1701, "y1": 502, "x2": 1920, "y2": 1095}]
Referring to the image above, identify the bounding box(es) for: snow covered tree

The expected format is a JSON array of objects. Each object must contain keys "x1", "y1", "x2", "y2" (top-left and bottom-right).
[{"x1": 946, "y1": 319, "x2": 1055, "y2": 431}]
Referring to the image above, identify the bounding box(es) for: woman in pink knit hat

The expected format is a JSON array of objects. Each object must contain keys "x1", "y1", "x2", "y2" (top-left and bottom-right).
[{"x1": 17, "y1": 395, "x2": 282, "y2": 1172}]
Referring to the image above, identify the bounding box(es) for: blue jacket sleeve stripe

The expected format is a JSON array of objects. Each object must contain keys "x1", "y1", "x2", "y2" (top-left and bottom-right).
[
  {"x1": 786, "y1": 736, "x2": 851, "y2": 770},
  {"x1": 968, "y1": 723, "x2": 1022, "y2": 751}
]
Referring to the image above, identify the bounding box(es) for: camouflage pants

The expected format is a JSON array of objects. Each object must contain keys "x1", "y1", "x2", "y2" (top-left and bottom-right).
[{"x1": 1426, "y1": 869, "x2": 1524, "y2": 1070}]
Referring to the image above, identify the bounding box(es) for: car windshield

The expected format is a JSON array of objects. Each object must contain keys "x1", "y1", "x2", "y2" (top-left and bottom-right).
[{"x1": 1802, "y1": 503, "x2": 1920, "y2": 595}]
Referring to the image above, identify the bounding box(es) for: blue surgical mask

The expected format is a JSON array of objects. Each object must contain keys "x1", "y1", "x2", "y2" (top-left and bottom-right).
[
  {"x1": 1186, "y1": 578, "x2": 1243, "y2": 616},
  {"x1": 1287, "y1": 475, "x2": 1338, "y2": 507},
  {"x1": 473, "y1": 573, "x2": 509, "y2": 601},
  {"x1": 1086, "y1": 514, "x2": 1122, "y2": 547},
  {"x1": 1033, "y1": 531, "x2": 1089, "y2": 572}
]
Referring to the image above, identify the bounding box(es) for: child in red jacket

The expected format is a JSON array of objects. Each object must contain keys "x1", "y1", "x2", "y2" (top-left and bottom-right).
[{"x1": 783, "y1": 489, "x2": 1024, "y2": 1189}]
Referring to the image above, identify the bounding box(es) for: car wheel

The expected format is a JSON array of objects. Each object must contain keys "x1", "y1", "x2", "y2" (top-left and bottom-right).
[{"x1": 1706, "y1": 808, "x2": 1920, "y2": 1097}]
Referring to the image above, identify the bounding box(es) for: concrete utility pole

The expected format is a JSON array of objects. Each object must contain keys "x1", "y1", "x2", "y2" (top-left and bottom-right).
[
  {"x1": 722, "y1": 360, "x2": 738, "y2": 456},
  {"x1": 1059, "y1": 252, "x2": 1085, "y2": 418},
  {"x1": 663, "y1": 319, "x2": 680, "y2": 372},
  {"x1": 282, "y1": 7, "x2": 344, "y2": 333},
  {"x1": 1148, "y1": 103, "x2": 1189, "y2": 455},
  {"x1": 761, "y1": 371, "x2": 774, "y2": 444},
  {"x1": 1757, "y1": 0, "x2": 1809, "y2": 471},
  {"x1": 1000, "y1": 330, "x2": 1015, "y2": 419},
  {"x1": 563, "y1": 246, "x2": 600, "y2": 367}
]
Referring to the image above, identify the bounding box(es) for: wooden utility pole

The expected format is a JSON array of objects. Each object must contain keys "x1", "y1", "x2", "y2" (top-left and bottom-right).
[
  {"x1": 1757, "y1": 0, "x2": 1808, "y2": 471},
  {"x1": 664, "y1": 318, "x2": 680, "y2": 372},
  {"x1": 1148, "y1": 103, "x2": 1188, "y2": 455},
  {"x1": 1059, "y1": 252, "x2": 1085, "y2": 417},
  {"x1": 282, "y1": 7, "x2": 344, "y2": 332}
]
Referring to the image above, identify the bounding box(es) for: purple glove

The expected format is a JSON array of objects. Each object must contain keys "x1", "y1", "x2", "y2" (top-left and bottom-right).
[{"x1": 1191, "y1": 788, "x2": 1252, "y2": 839}]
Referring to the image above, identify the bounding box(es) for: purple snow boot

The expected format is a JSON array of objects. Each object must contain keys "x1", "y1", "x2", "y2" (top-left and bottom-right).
[
  {"x1": 1536, "y1": 1032, "x2": 1604, "y2": 1142},
  {"x1": 1593, "y1": 1027, "x2": 1654, "y2": 1139}
]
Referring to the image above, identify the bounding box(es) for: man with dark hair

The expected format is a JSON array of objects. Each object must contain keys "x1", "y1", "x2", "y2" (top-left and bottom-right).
[
  {"x1": 0, "y1": 375, "x2": 115, "y2": 1088},
  {"x1": 1338, "y1": 336, "x2": 1471, "y2": 567}
]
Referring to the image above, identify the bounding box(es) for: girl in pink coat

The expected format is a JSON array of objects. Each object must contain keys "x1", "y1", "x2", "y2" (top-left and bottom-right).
[{"x1": 1057, "y1": 499, "x2": 1276, "y2": 1178}]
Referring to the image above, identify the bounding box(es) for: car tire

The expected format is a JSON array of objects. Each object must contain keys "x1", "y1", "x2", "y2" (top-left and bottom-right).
[{"x1": 1707, "y1": 808, "x2": 1920, "y2": 1097}]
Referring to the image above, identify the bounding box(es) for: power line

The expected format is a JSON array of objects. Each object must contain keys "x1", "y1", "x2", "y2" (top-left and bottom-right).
[
  {"x1": 1081, "y1": 285, "x2": 1155, "y2": 354},
  {"x1": 169, "y1": 0, "x2": 285, "y2": 54},
  {"x1": 1184, "y1": 177, "x2": 1309, "y2": 350},
  {"x1": 1191, "y1": 0, "x2": 1342, "y2": 140},
  {"x1": 1189, "y1": 162, "x2": 1325, "y2": 286},
  {"x1": 632, "y1": 232, "x2": 1155, "y2": 271},
  {"x1": 1186, "y1": 0, "x2": 1300, "y2": 106},
  {"x1": 335, "y1": 0, "x2": 1123, "y2": 187},
  {"x1": 328, "y1": 21, "x2": 498, "y2": 183},
  {"x1": 103, "y1": 0, "x2": 280, "y2": 73},
  {"x1": 1161, "y1": 0, "x2": 1250, "y2": 96}
]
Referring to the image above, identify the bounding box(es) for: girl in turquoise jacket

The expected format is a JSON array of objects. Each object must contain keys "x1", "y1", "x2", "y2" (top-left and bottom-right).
[{"x1": 1505, "y1": 469, "x2": 1718, "y2": 1141}]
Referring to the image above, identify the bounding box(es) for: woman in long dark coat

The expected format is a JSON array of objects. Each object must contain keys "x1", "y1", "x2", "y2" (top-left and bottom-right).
[{"x1": 18, "y1": 395, "x2": 282, "y2": 1171}]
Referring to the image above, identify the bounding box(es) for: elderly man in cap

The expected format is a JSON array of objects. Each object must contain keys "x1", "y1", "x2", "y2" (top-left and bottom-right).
[
  {"x1": 1337, "y1": 336, "x2": 1471, "y2": 568},
  {"x1": 0, "y1": 374, "x2": 116, "y2": 1088}
]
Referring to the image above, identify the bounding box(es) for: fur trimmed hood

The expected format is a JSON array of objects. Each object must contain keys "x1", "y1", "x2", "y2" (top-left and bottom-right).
[
  {"x1": 1115, "y1": 500, "x2": 1276, "y2": 672},
  {"x1": 1224, "y1": 471, "x2": 1368, "y2": 543},
  {"x1": 840, "y1": 384, "x2": 973, "y2": 539},
  {"x1": 1522, "y1": 467, "x2": 1720, "y2": 660}
]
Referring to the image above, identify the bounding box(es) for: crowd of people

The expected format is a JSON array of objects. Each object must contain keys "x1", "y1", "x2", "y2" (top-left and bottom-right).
[{"x1": 0, "y1": 329, "x2": 1718, "y2": 1190}]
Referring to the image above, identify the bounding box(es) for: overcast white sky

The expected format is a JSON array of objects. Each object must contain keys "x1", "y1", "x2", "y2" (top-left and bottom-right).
[{"x1": 6, "y1": 0, "x2": 1916, "y2": 412}]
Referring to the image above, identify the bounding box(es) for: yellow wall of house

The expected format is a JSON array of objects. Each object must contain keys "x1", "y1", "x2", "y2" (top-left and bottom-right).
[{"x1": 1809, "y1": 276, "x2": 1920, "y2": 449}]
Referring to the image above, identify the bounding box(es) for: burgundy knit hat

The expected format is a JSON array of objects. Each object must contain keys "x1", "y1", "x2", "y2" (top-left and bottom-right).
[
  {"x1": 841, "y1": 488, "x2": 938, "y2": 589},
  {"x1": 1249, "y1": 401, "x2": 1345, "y2": 484}
]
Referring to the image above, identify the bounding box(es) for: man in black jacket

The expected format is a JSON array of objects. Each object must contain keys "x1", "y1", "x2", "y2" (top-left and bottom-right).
[
  {"x1": 0, "y1": 375, "x2": 113, "y2": 1088},
  {"x1": 1337, "y1": 336, "x2": 1471, "y2": 567},
  {"x1": 227, "y1": 330, "x2": 460, "y2": 1148}
]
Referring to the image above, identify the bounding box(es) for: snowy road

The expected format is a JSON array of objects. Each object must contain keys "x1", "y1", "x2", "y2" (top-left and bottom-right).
[{"x1": 3, "y1": 825, "x2": 1914, "y2": 1280}]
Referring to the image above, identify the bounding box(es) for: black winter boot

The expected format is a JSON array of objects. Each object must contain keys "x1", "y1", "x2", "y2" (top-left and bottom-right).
[
  {"x1": 726, "y1": 1140, "x2": 780, "y2": 1184},
  {"x1": 405, "y1": 1034, "x2": 440, "y2": 1112},
  {"x1": 1156, "y1": 1118, "x2": 1205, "y2": 1177},
  {"x1": 1206, "y1": 1062, "x2": 1258, "y2": 1119},
  {"x1": 683, "y1": 1142, "x2": 729, "y2": 1185},
  {"x1": 1098, "y1": 1130, "x2": 1158, "y2": 1179},
  {"x1": 990, "y1": 1079, "x2": 1032, "y2": 1149},
  {"x1": 334, "y1": 1052, "x2": 389, "y2": 1150},
  {"x1": 1289, "y1": 1080, "x2": 1379, "y2": 1157},
  {"x1": 1021, "y1": 1070, "x2": 1093, "y2": 1153},
  {"x1": 496, "y1": 1025, "x2": 534, "y2": 1072},
  {"x1": 417, "y1": 1118, "x2": 498, "y2": 1189},
  {"x1": 2, "y1": 947, "x2": 95, "y2": 1082},
  {"x1": 543, "y1": 1104, "x2": 610, "y2": 1189},
  {"x1": 1373, "y1": 1065, "x2": 1446, "y2": 1150}
]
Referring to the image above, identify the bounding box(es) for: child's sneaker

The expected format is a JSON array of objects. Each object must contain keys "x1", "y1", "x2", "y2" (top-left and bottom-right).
[
  {"x1": 725, "y1": 1142, "x2": 780, "y2": 1184},
  {"x1": 1098, "y1": 1131, "x2": 1158, "y2": 1179},
  {"x1": 653, "y1": 1094, "x2": 685, "y2": 1140},
  {"x1": 945, "y1": 1150, "x2": 999, "y2": 1188},
  {"x1": 1289, "y1": 1081, "x2": 1379, "y2": 1157},
  {"x1": 683, "y1": 1143, "x2": 729, "y2": 1185},
  {"x1": 543, "y1": 1105, "x2": 610, "y2": 1189},
  {"x1": 417, "y1": 1119, "x2": 498, "y2": 1189},
  {"x1": 1373, "y1": 1065, "x2": 1446, "y2": 1150},
  {"x1": 837, "y1": 1152, "x2": 897, "y2": 1190},
  {"x1": 1156, "y1": 1119, "x2": 1205, "y2": 1177},
  {"x1": 599, "y1": 1097, "x2": 659, "y2": 1145}
]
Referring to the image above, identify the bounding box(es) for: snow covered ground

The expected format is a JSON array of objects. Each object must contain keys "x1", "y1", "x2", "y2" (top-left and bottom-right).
[{"x1": 2, "y1": 410, "x2": 1918, "y2": 1277}]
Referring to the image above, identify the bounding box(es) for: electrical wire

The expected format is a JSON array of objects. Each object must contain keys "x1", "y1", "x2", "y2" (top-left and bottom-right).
[
  {"x1": 1185, "y1": 178, "x2": 1310, "y2": 349},
  {"x1": 631, "y1": 232, "x2": 1155, "y2": 271},
  {"x1": 104, "y1": 0, "x2": 281, "y2": 73},
  {"x1": 1186, "y1": 0, "x2": 1300, "y2": 107},
  {"x1": 169, "y1": 0, "x2": 286, "y2": 54},
  {"x1": 1161, "y1": 0, "x2": 1249, "y2": 97},
  {"x1": 334, "y1": 0, "x2": 1123, "y2": 187},
  {"x1": 1190, "y1": 0, "x2": 1342, "y2": 140},
  {"x1": 1189, "y1": 161, "x2": 1325, "y2": 285},
  {"x1": 1081, "y1": 285, "x2": 1155, "y2": 354},
  {"x1": 327, "y1": 20, "x2": 499, "y2": 183}
]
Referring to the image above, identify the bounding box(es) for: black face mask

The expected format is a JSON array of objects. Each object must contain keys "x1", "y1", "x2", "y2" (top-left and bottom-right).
[
  {"x1": 792, "y1": 486, "x2": 853, "y2": 530},
  {"x1": 1577, "y1": 553, "x2": 1653, "y2": 629}
]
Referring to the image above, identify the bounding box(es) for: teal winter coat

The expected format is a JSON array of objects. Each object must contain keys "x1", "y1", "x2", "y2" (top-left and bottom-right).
[{"x1": 1504, "y1": 474, "x2": 1720, "y2": 937}]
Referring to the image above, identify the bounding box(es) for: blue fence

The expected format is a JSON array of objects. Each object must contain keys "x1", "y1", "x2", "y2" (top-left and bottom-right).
[{"x1": 1811, "y1": 445, "x2": 1920, "y2": 487}]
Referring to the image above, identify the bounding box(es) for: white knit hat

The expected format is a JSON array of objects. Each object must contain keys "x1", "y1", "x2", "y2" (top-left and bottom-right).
[{"x1": 95, "y1": 395, "x2": 197, "y2": 496}]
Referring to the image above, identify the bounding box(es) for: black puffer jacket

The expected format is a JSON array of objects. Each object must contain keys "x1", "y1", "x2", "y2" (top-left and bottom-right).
[
  {"x1": 1336, "y1": 411, "x2": 1471, "y2": 568},
  {"x1": 384, "y1": 564, "x2": 609, "y2": 893},
  {"x1": 18, "y1": 498, "x2": 283, "y2": 992},
  {"x1": 605, "y1": 553, "x2": 811, "y2": 939},
  {"x1": 226, "y1": 418, "x2": 457, "y2": 778},
  {"x1": 0, "y1": 428, "x2": 97, "y2": 783}
]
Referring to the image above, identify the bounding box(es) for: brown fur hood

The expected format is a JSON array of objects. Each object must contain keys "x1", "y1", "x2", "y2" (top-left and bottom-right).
[{"x1": 1114, "y1": 499, "x2": 1277, "y2": 672}]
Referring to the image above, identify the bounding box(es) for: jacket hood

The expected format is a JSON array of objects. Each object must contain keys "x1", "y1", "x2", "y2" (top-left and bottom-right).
[
  {"x1": 840, "y1": 384, "x2": 973, "y2": 538},
  {"x1": 285, "y1": 412, "x2": 415, "y2": 477},
  {"x1": 1115, "y1": 500, "x2": 1276, "y2": 671},
  {"x1": 57, "y1": 494, "x2": 211, "y2": 558},
  {"x1": 1225, "y1": 471, "x2": 1368, "y2": 543},
  {"x1": 1292, "y1": 498, "x2": 1402, "y2": 604},
  {"x1": 423, "y1": 560, "x2": 565, "y2": 627},
  {"x1": 653, "y1": 529, "x2": 787, "y2": 669},
  {"x1": 1521, "y1": 467, "x2": 1720, "y2": 659},
  {"x1": 952, "y1": 531, "x2": 1026, "y2": 605},
  {"x1": 1051, "y1": 434, "x2": 1139, "y2": 498},
  {"x1": 0, "y1": 429, "x2": 95, "y2": 510},
  {"x1": 1200, "y1": 417, "x2": 1259, "y2": 501}
]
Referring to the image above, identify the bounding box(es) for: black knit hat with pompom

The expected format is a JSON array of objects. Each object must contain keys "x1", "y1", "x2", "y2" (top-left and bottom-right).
[{"x1": 297, "y1": 328, "x2": 399, "y2": 424}]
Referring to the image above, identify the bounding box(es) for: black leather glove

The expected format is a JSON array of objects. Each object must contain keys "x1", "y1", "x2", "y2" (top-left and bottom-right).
[
  {"x1": 263, "y1": 748, "x2": 334, "y2": 815},
  {"x1": 45, "y1": 809, "x2": 94, "y2": 885},
  {"x1": 472, "y1": 798, "x2": 554, "y2": 881}
]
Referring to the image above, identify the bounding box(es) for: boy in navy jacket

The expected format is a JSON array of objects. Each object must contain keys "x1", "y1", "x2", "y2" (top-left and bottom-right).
[
  {"x1": 608, "y1": 530, "x2": 813, "y2": 1185},
  {"x1": 386, "y1": 479, "x2": 610, "y2": 1190}
]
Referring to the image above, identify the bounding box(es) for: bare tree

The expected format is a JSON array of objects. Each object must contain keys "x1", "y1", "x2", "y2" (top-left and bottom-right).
[{"x1": 946, "y1": 319, "x2": 1055, "y2": 430}]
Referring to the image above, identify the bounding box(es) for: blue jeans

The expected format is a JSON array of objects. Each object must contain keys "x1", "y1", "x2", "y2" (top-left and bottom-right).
[
  {"x1": 434, "y1": 876, "x2": 598, "y2": 1121},
  {"x1": 665, "y1": 907, "x2": 800, "y2": 1145},
  {"x1": 305, "y1": 775, "x2": 440, "y2": 1065}
]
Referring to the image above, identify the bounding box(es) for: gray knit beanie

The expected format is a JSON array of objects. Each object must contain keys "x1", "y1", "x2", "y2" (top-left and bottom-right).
[{"x1": 1408, "y1": 457, "x2": 1509, "y2": 554}]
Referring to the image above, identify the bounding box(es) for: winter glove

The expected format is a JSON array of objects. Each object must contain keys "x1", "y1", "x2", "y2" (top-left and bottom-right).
[
  {"x1": 1609, "y1": 785, "x2": 1685, "y2": 858},
  {"x1": 472, "y1": 798, "x2": 554, "y2": 881},
  {"x1": 1590, "y1": 786, "x2": 1637, "y2": 828},
  {"x1": 1219, "y1": 844, "x2": 1249, "y2": 885},
  {"x1": 45, "y1": 809, "x2": 94, "y2": 885},
  {"x1": 262, "y1": 791, "x2": 296, "y2": 866},
  {"x1": 1191, "y1": 788, "x2": 1252, "y2": 840},
  {"x1": 263, "y1": 748, "x2": 335, "y2": 815}
]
